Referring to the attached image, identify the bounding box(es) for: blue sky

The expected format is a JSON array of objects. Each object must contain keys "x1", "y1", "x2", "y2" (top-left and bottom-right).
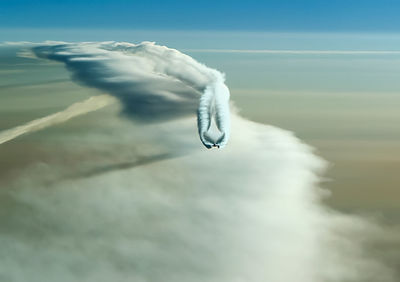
[{"x1": 1, "y1": 0, "x2": 400, "y2": 32}]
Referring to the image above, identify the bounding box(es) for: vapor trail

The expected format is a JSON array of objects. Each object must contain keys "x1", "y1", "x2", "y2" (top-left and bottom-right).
[
  {"x1": 0, "y1": 95, "x2": 116, "y2": 145},
  {"x1": 197, "y1": 80, "x2": 230, "y2": 148},
  {"x1": 32, "y1": 41, "x2": 231, "y2": 148},
  {"x1": 0, "y1": 42, "x2": 395, "y2": 282}
]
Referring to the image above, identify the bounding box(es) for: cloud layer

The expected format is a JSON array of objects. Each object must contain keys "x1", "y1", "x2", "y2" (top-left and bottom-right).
[
  {"x1": 0, "y1": 113, "x2": 394, "y2": 282},
  {"x1": 0, "y1": 42, "x2": 395, "y2": 282},
  {"x1": 32, "y1": 42, "x2": 230, "y2": 148}
]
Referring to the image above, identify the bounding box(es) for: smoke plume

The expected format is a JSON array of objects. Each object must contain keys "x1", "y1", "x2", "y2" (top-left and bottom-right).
[
  {"x1": 32, "y1": 41, "x2": 230, "y2": 148},
  {"x1": 0, "y1": 42, "x2": 395, "y2": 282}
]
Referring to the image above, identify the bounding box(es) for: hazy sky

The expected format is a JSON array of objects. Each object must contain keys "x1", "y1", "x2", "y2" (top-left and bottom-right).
[{"x1": 2, "y1": 0, "x2": 400, "y2": 32}]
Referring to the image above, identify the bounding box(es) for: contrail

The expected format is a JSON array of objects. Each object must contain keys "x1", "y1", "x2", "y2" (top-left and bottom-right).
[
  {"x1": 197, "y1": 80, "x2": 230, "y2": 148},
  {"x1": 185, "y1": 49, "x2": 400, "y2": 55},
  {"x1": 0, "y1": 95, "x2": 116, "y2": 145},
  {"x1": 32, "y1": 41, "x2": 231, "y2": 149},
  {"x1": 0, "y1": 42, "x2": 395, "y2": 282}
]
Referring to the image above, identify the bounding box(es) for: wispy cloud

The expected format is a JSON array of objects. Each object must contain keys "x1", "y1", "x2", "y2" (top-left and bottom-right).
[
  {"x1": 0, "y1": 95, "x2": 116, "y2": 145},
  {"x1": 185, "y1": 49, "x2": 400, "y2": 55}
]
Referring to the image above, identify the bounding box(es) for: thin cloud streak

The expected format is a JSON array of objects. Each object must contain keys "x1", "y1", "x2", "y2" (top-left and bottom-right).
[
  {"x1": 0, "y1": 95, "x2": 116, "y2": 145},
  {"x1": 185, "y1": 49, "x2": 400, "y2": 55}
]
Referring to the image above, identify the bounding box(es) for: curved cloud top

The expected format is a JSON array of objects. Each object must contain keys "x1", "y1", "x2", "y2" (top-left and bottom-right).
[{"x1": 32, "y1": 41, "x2": 230, "y2": 148}]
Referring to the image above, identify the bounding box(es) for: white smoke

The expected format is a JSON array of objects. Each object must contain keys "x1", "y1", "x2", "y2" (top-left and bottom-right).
[
  {"x1": 32, "y1": 41, "x2": 230, "y2": 148},
  {"x1": 198, "y1": 80, "x2": 230, "y2": 148},
  {"x1": 0, "y1": 114, "x2": 394, "y2": 282},
  {"x1": 0, "y1": 42, "x2": 395, "y2": 282}
]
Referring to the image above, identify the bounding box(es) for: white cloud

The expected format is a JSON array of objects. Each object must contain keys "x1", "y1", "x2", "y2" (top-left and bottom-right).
[
  {"x1": 0, "y1": 113, "x2": 395, "y2": 282},
  {"x1": 0, "y1": 42, "x2": 395, "y2": 282},
  {"x1": 32, "y1": 41, "x2": 230, "y2": 148}
]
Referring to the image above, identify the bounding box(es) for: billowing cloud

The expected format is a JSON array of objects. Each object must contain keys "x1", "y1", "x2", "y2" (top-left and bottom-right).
[
  {"x1": 32, "y1": 41, "x2": 230, "y2": 148},
  {"x1": 0, "y1": 114, "x2": 394, "y2": 282},
  {"x1": 0, "y1": 42, "x2": 396, "y2": 282}
]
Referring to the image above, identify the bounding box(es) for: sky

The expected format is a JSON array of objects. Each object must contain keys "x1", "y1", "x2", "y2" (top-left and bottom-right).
[{"x1": 1, "y1": 0, "x2": 400, "y2": 32}]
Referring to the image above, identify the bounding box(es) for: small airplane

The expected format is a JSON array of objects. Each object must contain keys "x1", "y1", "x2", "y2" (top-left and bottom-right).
[{"x1": 200, "y1": 119, "x2": 226, "y2": 149}]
